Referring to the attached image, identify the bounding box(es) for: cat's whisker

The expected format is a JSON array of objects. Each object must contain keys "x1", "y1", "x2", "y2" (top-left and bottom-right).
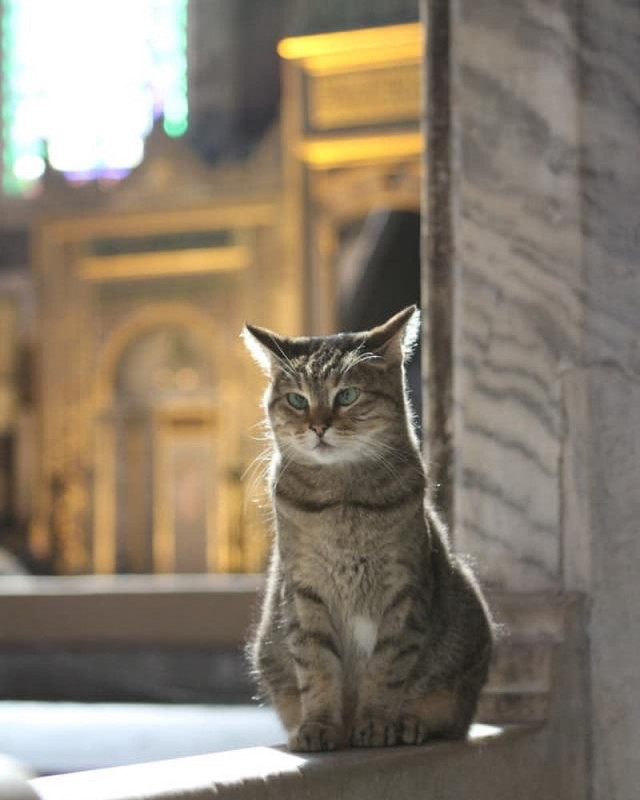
[
  {"x1": 243, "y1": 469, "x2": 268, "y2": 506},
  {"x1": 242, "y1": 443, "x2": 279, "y2": 507},
  {"x1": 241, "y1": 444, "x2": 273, "y2": 478},
  {"x1": 250, "y1": 433, "x2": 274, "y2": 443},
  {"x1": 246, "y1": 419, "x2": 275, "y2": 445},
  {"x1": 356, "y1": 436, "x2": 420, "y2": 481},
  {"x1": 270, "y1": 449, "x2": 296, "y2": 494},
  {"x1": 268, "y1": 341, "x2": 300, "y2": 382},
  {"x1": 247, "y1": 419, "x2": 270, "y2": 432},
  {"x1": 341, "y1": 349, "x2": 383, "y2": 375},
  {"x1": 358, "y1": 443, "x2": 401, "y2": 482}
]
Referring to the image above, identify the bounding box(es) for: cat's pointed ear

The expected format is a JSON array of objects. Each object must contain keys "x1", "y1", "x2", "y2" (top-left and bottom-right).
[
  {"x1": 242, "y1": 323, "x2": 290, "y2": 374},
  {"x1": 364, "y1": 305, "x2": 420, "y2": 363}
]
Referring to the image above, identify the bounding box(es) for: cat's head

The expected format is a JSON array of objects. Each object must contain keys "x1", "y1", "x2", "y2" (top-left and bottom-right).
[{"x1": 242, "y1": 306, "x2": 419, "y2": 466}]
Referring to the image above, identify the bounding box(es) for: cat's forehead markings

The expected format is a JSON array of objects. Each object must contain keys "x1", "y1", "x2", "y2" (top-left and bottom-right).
[
  {"x1": 306, "y1": 342, "x2": 356, "y2": 378},
  {"x1": 274, "y1": 370, "x2": 303, "y2": 393},
  {"x1": 273, "y1": 339, "x2": 360, "y2": 389}
]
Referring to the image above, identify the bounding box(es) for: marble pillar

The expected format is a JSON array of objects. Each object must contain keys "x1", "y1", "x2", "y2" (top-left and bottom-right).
[
  {"x1": 424, "y1": 0, "x2": 640, "y2": 590},
  {"x1": 421, "y1": 0, "x2": 640, "y2": 795},
  {"x1": 577, "y1": 1, "x2": 640, "y2": 796},
  {"x1": 450, "y1": 0, "x2": 584, "y2": 592}
]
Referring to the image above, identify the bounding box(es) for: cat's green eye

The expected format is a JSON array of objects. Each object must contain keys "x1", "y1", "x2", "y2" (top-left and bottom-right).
[
  {"x1": 335, "y1": 387, "x2": 360, "y2": 407},
  {"x1": 287, "y1": 392, "x2": 309, "y2": 410}
]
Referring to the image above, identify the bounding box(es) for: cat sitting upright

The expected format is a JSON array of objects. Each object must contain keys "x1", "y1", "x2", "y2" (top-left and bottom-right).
[{"x1": 242, "y1": 306, "x2": 492, "y2": 752}]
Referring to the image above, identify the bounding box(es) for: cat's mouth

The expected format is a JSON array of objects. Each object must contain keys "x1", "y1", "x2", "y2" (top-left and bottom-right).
[{"x1": 313, "y1": 440, "x2": 334, "y2": 451}]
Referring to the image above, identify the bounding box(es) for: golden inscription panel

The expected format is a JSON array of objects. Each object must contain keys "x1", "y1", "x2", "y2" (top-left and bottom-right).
[{"x1": 308, "y1": 62, "x2": 420, "y2": 130}]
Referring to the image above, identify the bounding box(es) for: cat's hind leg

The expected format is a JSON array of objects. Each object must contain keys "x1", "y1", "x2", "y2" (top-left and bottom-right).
[
  {"x1": 395, "y1": 646, "x2": 491, "y2": 745},
  {"x1": 396, "y1": 691, "x2": 466, "y2": 744}
]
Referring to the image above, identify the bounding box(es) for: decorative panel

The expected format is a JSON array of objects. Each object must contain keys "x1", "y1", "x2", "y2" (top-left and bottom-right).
[
  {"x1": 30, "y1": 130, "x2": 283, "y2": 574},
  {"x1": 279, "y1": 23, "x2": 422, "y2": 334}
]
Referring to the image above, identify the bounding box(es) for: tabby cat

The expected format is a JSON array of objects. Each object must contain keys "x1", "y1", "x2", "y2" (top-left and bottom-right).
[{"x1": 243, "y1": 306, "x2": 492, "y2": 752}]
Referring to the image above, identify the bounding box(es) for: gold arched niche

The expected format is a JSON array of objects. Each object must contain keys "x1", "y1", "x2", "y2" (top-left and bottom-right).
[
  {"x1": 94, "y1": 302, "x2": 219, "y2": 411},
  {"x1": 29, "y1": 123, "x2": 283, "y2": 575},
  {"x1": 92, "y1": 302, "x2": 240, "y2": 575}
]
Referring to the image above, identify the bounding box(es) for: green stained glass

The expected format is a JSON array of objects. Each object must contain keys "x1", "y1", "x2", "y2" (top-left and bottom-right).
[{"x1": 2, "y1": 0, "x2": 189, "y2": 195}]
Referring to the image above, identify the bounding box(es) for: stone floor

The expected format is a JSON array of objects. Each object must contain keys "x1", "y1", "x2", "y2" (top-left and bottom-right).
[{"x1": 0, "y1": 702, "x2": 286, "y2": 776}]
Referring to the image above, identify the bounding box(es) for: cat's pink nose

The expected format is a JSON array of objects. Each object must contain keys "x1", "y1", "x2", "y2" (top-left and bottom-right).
[{"x1": 310, "y1": 422, "x2": 329, "y2": 438}]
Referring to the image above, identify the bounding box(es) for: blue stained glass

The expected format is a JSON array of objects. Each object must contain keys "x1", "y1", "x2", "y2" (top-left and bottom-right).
[{"x1": 2, "y1": 0, "x2": 189, "y2": 195}]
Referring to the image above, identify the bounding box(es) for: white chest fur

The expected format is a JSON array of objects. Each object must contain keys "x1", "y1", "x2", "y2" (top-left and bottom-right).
[{"x1": 350, "y1": 615, "x2": 378, "y2": 657}]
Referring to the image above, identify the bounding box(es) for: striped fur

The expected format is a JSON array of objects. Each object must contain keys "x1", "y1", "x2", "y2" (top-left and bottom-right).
[{"x1": 243, "y1": 307, "x2": 493, "y2": 752}]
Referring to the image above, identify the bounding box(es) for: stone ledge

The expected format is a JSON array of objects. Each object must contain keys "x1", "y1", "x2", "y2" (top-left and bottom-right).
[
  {"x1": 29, "y1": 725, "x2": 559, "y2": 800},
  {"x1": 0, "y1": 575, "x2": 262, "y2": 646},
  {"x1": 0, "y1": 580, "x2": 573, "y2": 720}
]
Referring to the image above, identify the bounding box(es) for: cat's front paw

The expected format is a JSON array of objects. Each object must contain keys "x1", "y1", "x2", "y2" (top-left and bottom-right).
[
  {"x1": 288, "y1": 720, "x2": 342, "y2": 752},
  {"x1": 397, "y1": 714, "x2": 430, "y2": 745},
  {"x1": 350, "y1": 714, "x2": 398, "y2": 747}
]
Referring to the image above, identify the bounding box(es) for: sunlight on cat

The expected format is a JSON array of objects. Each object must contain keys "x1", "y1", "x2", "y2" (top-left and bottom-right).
[{"x1": 242, "y1": 307, "x2": 493, "y2": 752}]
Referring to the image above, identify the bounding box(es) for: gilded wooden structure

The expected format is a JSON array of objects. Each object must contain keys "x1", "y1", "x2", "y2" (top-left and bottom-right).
[
  {"x1": 279, "y1": 23, "x2": 422, "y2": 334},
  {"x1": 30, "y1": 127, "x2": 287, "y2": 574},
  {"x1": 26, "y1": 23, "x2": 423, "y2": 575}
]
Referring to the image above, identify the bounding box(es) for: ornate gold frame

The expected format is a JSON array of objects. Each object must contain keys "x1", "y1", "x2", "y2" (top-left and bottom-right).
[
  {"x1": 32, "y1": 163, "x2": 281, "y2": 574},
  {"x1": 91, "y1": 302, "x2": 221, "y2": 573},
  {"x1": 279, "y1": 23, "x2": 423, "y2": 334},
  {"x1": 27, "y1": 22, "x2": 424, "y2": 574}
]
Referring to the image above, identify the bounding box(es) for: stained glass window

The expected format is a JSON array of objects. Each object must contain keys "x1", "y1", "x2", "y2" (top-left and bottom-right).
[{"x1": 2, "y1": 0, "x2": 188, "y2": 195}]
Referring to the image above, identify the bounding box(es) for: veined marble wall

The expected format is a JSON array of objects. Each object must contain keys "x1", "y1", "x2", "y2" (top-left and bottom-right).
[
  {"x1": 451, "y1": 0, "x2": 584, "y2": 592},
  {"x1": 427, "y1": 0, "x2": 640, "y2": 596},
  {"x1": 579, "y1": 1, "x2": 640, "y2": 796},
  {"x1": 422, "y1": 0, "x2": 640, "y2": 794}
]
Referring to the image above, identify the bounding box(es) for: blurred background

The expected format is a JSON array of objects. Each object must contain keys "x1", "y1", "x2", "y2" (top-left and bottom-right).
[
  {"x1": 1, "y1": 0, "x2": 638, "y2": 794},
  {"x1": 0, "y1": 0, "x2": 421, "y2": 581},
  {"x1": 0, "y1": 0, "x2": 423, "y2": 777}
]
